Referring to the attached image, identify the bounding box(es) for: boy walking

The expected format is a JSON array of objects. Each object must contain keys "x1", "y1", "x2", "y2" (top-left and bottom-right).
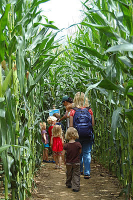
[{"x1": 63, "y1": 127, "x2": 82, "y2": 192}]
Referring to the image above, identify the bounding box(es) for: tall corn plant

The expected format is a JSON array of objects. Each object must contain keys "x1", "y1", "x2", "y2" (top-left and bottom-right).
[
  {"x1": 0, "y1": 0, "x2": 60, "y2": 199},
  {"x1": 65, "y1": 0, "x2": 133, "y2": 198}
]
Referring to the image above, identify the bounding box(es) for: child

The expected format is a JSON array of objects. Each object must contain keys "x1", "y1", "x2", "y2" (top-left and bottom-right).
[
  {"x1": 47, "y1": 116, "x2": 57, "y2": 143},
  {"x1": 53, "y1": 113, "x2": 64, "y2": 132},
  {"x1": 40, "y1": 122, "x2": 50, "y2": 163},
  {"x1": 63, "y1": 127, "x2": 82, "y2": 192},
  {"x1": 51, "y1": 125, "x2": 64, "y2": 169}
]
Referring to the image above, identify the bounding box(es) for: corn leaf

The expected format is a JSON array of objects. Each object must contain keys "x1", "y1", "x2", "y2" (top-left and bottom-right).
[
  {"x1": 106, "y1": 43, "x2": 133, "y2": 53},
  {"x1": 111, "y1": 107, "x2": 123, "y2": 138},
  {"x1": 2, "y1": 69, "x2": 12, "y2": 95}
]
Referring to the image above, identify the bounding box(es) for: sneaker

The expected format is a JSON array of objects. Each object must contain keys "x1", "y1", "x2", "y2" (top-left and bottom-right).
[
  {"x1": 48, "y1": 160, "x2": 53, "y2": 163},
  {"x1": 73, "y1": 189, "x2": 79, "y2": 192},
  {"x1": 43, "y1": 160, "x2": 46, "y2": 162},
  {"x1": 55, "y1": 165, "x2": 59, "y2": 169},
  {"x1": 58, "y1": 166, "x2": 62, "y2": 169},
  {"x1": 84, "y1": 175, "x2": 91, "y2": 179},
  {"x1": 67, "y1": 185, "x2": 72, "y2": 188},
  {"x1": 45, "y1": 160, "x2": 51, "y2": 163},
  {"x1": 80, "y1": 172, "x2": 83, "y2": 175}
]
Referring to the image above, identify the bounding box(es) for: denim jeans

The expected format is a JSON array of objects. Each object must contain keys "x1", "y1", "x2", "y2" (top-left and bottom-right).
[{"x1": 79, "y1": 139, "x2": 92, "y2": 176}]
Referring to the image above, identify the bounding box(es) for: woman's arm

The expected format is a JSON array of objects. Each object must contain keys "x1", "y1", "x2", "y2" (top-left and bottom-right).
[
  {"x1": 59, "y1": 114, "x2": 67, "y2": 122},
  {"x1": 69, "y1": 116, "x2": 73, "y2": 127}
]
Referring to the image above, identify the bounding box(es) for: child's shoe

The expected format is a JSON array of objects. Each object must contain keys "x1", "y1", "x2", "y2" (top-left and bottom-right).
[
  {"x1": 67, "y1": 185, "x2": 72, "y2": 188},
  {"x1": 73, "y1": 189, "x2": 79, "y2": 192},
  {"x1": 45, "y1": 160, "x2": 51, "y2": 163}
]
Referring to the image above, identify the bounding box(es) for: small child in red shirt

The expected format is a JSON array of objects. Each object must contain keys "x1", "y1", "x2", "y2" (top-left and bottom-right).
[
  {"x1": 63, "y1": 127, "x2": 82, "y2": 192},
  {"x1": 51, "y1": 125, "x2": 64, "y2": 169}
]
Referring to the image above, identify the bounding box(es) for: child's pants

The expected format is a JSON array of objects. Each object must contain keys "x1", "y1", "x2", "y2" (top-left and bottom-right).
[{"x1": 66, "y1": 163, "x2": 80, "y2": 190}]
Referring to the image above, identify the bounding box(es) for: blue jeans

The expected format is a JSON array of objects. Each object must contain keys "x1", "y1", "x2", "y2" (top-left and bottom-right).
[{"x1": 79, "y1": 139, "x2": 92, "y2": 176}]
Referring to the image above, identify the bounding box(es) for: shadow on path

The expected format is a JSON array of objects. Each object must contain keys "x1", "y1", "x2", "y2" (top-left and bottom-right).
[{"x1": 27, "y1": 159, "x2": 125, "y2": 200}]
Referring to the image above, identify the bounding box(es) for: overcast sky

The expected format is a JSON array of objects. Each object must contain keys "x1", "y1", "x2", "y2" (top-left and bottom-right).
[{"x1": 39, "y1": 0, "x2": 83, "y2": 40}]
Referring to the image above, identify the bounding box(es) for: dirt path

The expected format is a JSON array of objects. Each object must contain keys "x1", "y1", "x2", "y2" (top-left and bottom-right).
[{"x1": 27, "y1": 158, "x2": 125, "y2": 200}]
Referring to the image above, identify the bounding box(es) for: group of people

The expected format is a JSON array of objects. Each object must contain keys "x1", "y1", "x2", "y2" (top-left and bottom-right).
[{"x1": 40, "y1": 92, "x2": 95, "y2": 192}]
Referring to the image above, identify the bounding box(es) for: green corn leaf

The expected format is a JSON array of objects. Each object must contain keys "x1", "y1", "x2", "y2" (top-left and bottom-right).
[
  {"x1": 125, "y1": 109, "x2": 133, "y2": 122},
  {"x1": 0, "y1": 145, "x2": 11, "y2": 153},
  {"x1": 119, "y1": 56, "x2": 133, "y2": 68},
  {"x1": 81, "y1": 22, "x2": 117, "y2": 40},
  {"x1": 0, "y1": 65, "x2": 2, "y2": 97},
  {"x1": 0, "y1": 109, "x2": 5, "y2": 118},
  {"x1": 127, "y1": 92, "x2": 133, "y2": 101},
  {"x1": 73, "y1": 60, "x2": 106, "y2": 78},
  {"x1": 106, "y1": 43, "x2": 133, "y2": 53},
  {"x1": 33, "y1": 0, "x2": 50, "y2": 7},
  {"x1": 0, "y1": 97, "x2": 5, "y2": 102},
  {"x1": 0, "y1": 144, "x2": 29, "y2": 153},
  {"x1": 26, "y1": 51, "x2": 65, "y2": 97},
  {"x1": 72, "y1": 43, "x2": 108, "y2": 61},
  {"x1": 0, "y1": 4, "x2": 11, "y2": 31},
  {"x1": 99, "y1": 79, "x2": 120, "y2": 90},
  {"x1": 125, "y1": 80, "x2": 133, "y2": 95},
  {"x1": 111, "y1": 107, "x2": 123, "y2": 138},
  {"x1": 34, "y1": 23, "x2": 59, "y2": 30},
  {"x1": 8, "y1": 36, "x2": 17, "y2": 56},
  {"x1": 85, "y1": 81, "x2": 101, "y2": 94},
  {"x1": 2, "y1": 69, "x2": 12, "y2": 95}
]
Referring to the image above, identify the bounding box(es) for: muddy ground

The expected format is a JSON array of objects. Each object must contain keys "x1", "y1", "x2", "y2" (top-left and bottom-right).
[{"x1": 27, "y1": 158, "x2": 125, "y2": 200}]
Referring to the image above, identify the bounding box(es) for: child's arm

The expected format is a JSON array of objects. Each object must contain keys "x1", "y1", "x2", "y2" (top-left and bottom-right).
[
  {"x1": 43, "y1": 133, "x2": 47, "y2": 145},
  {"x1": 51, "y1": 136, "x2": 53, "y2": 147},
  {"x1": 62, "y1": 150, "x2": 66, "y2": 164},
  {"x1": 61, "y1": 136, "x2": 64, "y2": 145}
]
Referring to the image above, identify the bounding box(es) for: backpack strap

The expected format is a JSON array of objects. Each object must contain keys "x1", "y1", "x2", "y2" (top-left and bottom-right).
[
  {"x1": 72, "y1": 107, "x2": 79, "y2": 111},
  {"x1": 73, "y1": 107, "x2": 91, "y2": 111},
  {"x1": 86, "y1": 106, "x2": 91, "y2": 111}
]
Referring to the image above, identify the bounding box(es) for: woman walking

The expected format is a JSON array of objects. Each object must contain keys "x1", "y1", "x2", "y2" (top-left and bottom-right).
[{"x1": 69, "y1": 92, "x2": 94, "y2": 179}]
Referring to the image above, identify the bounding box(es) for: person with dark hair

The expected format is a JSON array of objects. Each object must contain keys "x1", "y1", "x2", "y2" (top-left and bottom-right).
[{"x1": 59, "y1": 96, "x2": 73, "y2": 130}]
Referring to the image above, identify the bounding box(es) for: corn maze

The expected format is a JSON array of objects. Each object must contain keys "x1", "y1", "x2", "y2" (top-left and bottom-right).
[{"x1": 0, "y1": 0, "x2": 133, "y2": 199}]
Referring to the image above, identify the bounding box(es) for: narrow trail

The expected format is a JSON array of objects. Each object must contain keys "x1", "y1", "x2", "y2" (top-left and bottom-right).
[{"x1": 27, "y1": 158, "x2": 125, "y2": 200}]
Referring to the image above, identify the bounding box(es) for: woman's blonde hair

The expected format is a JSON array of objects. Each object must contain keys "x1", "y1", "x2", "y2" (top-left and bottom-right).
[
  {"x1": 73, "y1": 92, "x2": 89, "y2": 108},
  {"x1": 47, "y1": 116, "x2": 57, "y2": 125},
  {"x1": 65, "y1": 127, "x2": 79, "y2": 140},
  {"x1": 40, "y1": 122, "x2": 46, "y2": 130},
  {"x1": 52, "y1": 125, "x2": 62, "y2": 137}
]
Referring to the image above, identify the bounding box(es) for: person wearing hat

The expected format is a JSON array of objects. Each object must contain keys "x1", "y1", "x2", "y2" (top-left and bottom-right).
[{"x1": 59, "y1": 95, "x2": 73, "y2": 130}]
